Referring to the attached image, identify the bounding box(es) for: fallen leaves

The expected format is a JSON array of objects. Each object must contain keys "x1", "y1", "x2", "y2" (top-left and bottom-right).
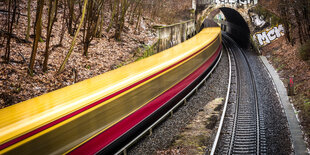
[
  {"x1": 262, "y1": 31, "x2": 310, "y2": 146},
  {"x1": 0, "y1": 0, "x2": 157, "y2": 108}
]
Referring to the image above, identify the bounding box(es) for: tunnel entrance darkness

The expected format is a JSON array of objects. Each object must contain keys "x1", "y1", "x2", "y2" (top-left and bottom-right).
[
  {"x1": 200, "y1": 7, "x2": 250, "y2": 49},
  {"x1": 219, "y1": 7, "x2": 250, "y2": 48}
]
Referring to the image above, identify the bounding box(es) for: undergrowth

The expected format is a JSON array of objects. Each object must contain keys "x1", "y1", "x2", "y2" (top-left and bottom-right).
[{"x1": 298, "y1": 40, "x2": 310, "y2": 61}]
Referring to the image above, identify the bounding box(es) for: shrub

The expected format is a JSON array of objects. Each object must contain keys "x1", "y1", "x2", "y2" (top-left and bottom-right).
[{"x1": 299, "y1": 40, "x2": 310, "y2": 61}]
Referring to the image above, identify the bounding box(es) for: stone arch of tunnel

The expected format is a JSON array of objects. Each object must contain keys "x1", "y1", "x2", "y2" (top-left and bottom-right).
[{"x1": 200, "y1": 7, "x2": 251, "y2": 48}]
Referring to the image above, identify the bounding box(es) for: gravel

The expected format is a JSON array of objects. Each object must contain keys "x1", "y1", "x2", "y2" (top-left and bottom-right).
[
  {"x1": 245, "y1": 49, "x2": 292, "y2": 154},
  {"x1": 128, "y1": 43, "x2": 292, "y2": 155},
  {"x1": 128, "y1": 49, "x2": 229, "y2": 154}
]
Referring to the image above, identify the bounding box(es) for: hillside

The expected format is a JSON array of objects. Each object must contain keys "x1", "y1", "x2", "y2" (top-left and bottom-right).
[
  {"x1": 258, "y1": 0, "x2": 310, "y2": 146},
  {"x1": 0, "y1": 0, "x2": 192, "y2": 108}
]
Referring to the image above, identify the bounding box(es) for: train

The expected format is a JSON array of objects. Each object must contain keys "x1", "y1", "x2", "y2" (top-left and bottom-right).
[{"x1": 0, "y1": 27, "x2": 222, "y2": 154}]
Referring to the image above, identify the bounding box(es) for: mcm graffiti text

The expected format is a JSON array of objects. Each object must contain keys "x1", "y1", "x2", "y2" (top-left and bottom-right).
[{"x1": 254, "y1": 24, "x2": 285, "y2": 46}]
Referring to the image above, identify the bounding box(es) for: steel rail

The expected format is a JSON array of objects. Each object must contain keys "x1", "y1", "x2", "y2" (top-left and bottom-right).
[
  {"x1": 210, "y1": 37, "x2": 232, "y2": 155},
  {"x1": 238, "y1": 43, "x2": 260, "y2": 154},
  {"x1": 226, "y1": 37, "x2": 241, "y2": 155},
  {"x1": 226, "y1": 34, "x2": 260, "y2": 154},
  {"x1": 115, "y1": 48, "x2": 223, "y2": 155},
  {"x1": 213, "y1": 33, "x2": 261, "y2": 154}
]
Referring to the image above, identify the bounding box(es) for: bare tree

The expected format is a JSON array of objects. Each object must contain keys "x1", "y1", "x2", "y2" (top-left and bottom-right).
[
  {"x1": 129, "y1": 0, "x2": 142, "y2": 24},
  {"x1": 82, "y1": 0, "x2": 102, "y2": 57},
  {"x1": 4, "y1": 0, "x2": 17, "y2": 63},
  {"x1": 278, "y1": 0, "x2": 292, "y2": 44},
  {"x1": 114, "y1": 0, "x2": 131, "y2": 41},
  {"x1": 58, "y1": 0, "x2": 67, "y2": 46},
  {"x1": 278, "y1": 0, "x2": 310, "y2": 45},
  {"x1": 25, "y1": 0, "x2": 31, "y2": 41},
  {"x1": 134, "y1": 4, "x2": 142, "y2": 34},
  {"x1": 106, "y1": 0, "x2": 118, "y2": 33},
  {"x1": 43, "y1": 0, "x2": 58, "y2": 72},
  {"x1": 58, "y1": 0, "x2": 88, "y2": 74},
  {"x1": 28, "y1": 0, "x2": 44, "y2": 75},
  {"x1": 67, "y1": 0, "x2": 75, "y2": 35}
]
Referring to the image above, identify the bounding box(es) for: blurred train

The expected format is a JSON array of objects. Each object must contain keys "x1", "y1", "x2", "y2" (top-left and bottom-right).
[{"x1": 0, "y1": 27, "x2": 222, "y2": 154}]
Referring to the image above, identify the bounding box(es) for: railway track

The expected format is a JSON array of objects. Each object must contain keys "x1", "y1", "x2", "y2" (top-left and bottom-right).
[{"x1": 212, "y1": 33, "x2": 267, "y2": 154}]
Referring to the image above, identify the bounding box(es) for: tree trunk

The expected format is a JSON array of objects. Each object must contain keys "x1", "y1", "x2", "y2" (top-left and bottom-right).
[
  {"x1": 130, "y1": 0, "x2": 142, "y2": 24},
  {"x1": 57, "y1": 0, "x2": 88, "y2": 74},
  {"x1": 115, "y1": 0, "x2": 130, "y2": 41},
  {"x1": 5, "y1": 0, "x2": 17, "y2": 63},
  {"x1": 106, "y1": 0, "x2": 118, "y2": 33},
  {"x1": 28, "y1": 0, "x2": 44, "y2": 76},
  {"x1": 97, "y1": 9, "x2": 104, "y2": 37},
  {"x1": 83, "y1": 0, "x2": 101, "y2": 56},
  {"x1": 279, "y1": 0, "x2": 292, "y2": 44},
  {"x1": 294, "y1": 8, "x2": 303, "y2": 44},
  {"x1": 72, "y1": 0, "x2": 83, "y2": 35},
  {"x1": 67, "y1": 0, "x2": 74, "y2": 35},
  {"x1": 26, "y1": 0, "x2": 31, "y2": 41},
  {"x1": 94, "y1": 9, "x2": 101, "y2": 38},
  {"x1": 301, "y1": 0, "x2": 310, "y2": 39},
  {"x1": 134, "y1": 5, "x2": 141, "y2": 34},
  {"x1": 58, "y1": 0, "x2": 66, "y2": 46},
  {"x1": 4, "y1": 0, "x2": 11, "y2": 63},
  {"x1": 43, "y1": 0, "x2": 58, "y2": 72}
]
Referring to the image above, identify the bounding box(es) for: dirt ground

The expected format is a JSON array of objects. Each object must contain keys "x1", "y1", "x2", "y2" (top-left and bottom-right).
[
  {"x1": 0, "y1": 0, "x2": 193, "y2": 109},
  {"x1": 155, "y1": 98, "x2": 224, "y2": 155},
  {"x1": 0, "y1": 2, "x2": 162, "y2": 108}
]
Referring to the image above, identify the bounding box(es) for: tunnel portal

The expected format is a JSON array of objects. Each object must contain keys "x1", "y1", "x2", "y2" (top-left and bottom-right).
[{"x1": 200, "y1": 7, "x2": 251, "y2": 49}]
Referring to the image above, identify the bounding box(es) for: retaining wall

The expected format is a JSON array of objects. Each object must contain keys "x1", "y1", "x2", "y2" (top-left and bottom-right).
[{"x1": 154, "y1": 20, "x2": 196, "y2": 52}]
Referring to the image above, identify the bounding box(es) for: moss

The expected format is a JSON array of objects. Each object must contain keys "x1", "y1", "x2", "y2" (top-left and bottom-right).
[
  {"x1": 190, "y1": 9, "x2": 196, "y2": 14},
  {"x1": 39, "y1": 37, "x2": 44, "y2": 42},
  {"x1": 252, "y1": 5, "x2": 282, "y2": 27},
  {"x1": 301, "y1": 97, "x2": 310, "y2": 119},
  {"x1": 277, "y1": 64, "x2": 285, "y2": 71},
  {"x1": 134, "y1": 41, "x2": 159, "y2": 62},
  {"x1": 250, "y1": 35, "x2": 261, "y2": 54},
  {"x1": 197, "y1": 135, "x2": 209, "y2": 148}
]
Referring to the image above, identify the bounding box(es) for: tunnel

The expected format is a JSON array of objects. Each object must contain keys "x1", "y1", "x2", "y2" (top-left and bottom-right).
[{"x1": 200, "y1": 7, "x2": 251, "y2": 49}]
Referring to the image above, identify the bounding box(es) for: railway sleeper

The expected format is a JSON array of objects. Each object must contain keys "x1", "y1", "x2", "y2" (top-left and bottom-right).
[
  {"x1": 233, "y1": 140, "x2": 256, "y2": 145},
  {"x1": 233, "y1": 144, "x2": 257, "y2": 149},
  {"x1": 235, "y1": 132, "x2": 256, "y2": 136},
  {"x1": 234, "y1": 137, "x2": 257, "y2": 142},
  {"x1": 232, "y1": 149, "x2": 257, "y2": 154}
]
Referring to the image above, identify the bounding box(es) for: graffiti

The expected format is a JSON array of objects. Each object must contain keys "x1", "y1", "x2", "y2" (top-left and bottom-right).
[
  {"x1": 248, "y1": 9, "x2": 270, "y2": 32},
  {"x1": 250, "y1": 13, "x2": 265, "y2": 27},
  {"x1": 253, "y1": 24, "x2": 285, "y2": 46},
  {"x1": 214, "y1": 12, "x2": 225, "y2": 21},
  {"x1": 215, "y1": 0, "x2": 258, "y2": 5}
]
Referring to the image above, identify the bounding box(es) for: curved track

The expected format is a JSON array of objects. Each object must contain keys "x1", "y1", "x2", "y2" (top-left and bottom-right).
[
  {"x1": 213, "y1": 33, "x2": 267, "y2": 154},
  {"x1": 116, "y1": 46, "x2": 223, "y2": 155}
]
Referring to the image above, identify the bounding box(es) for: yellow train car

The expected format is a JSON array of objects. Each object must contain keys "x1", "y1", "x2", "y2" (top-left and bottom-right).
[{"x1": 0, "y1": 27, "x2": 222, "y2": 154}]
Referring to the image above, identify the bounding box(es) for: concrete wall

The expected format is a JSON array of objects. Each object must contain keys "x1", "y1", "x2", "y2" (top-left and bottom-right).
[{"x1": 155, "y1": 20, "x2": 196, "y2": 52}]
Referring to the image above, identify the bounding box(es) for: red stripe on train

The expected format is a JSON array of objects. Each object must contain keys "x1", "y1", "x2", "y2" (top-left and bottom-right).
[
  {"x1": 69, "y1": 44, "x2": 222, "y2": 154},
  {"x1": 0, "y1": 37, "x2": 219, "y2": 151}
]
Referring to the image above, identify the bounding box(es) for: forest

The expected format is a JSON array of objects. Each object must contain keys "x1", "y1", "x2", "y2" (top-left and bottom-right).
[
  {"x1": 1, "y1": 0, "x2": 191, "y2": 73},
  {"x1": 277, "y1": 0, "x2": 310, "y2": 47},
  {"x1": 0, "y1": 0, "x2": 192, "y2": 108}
]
